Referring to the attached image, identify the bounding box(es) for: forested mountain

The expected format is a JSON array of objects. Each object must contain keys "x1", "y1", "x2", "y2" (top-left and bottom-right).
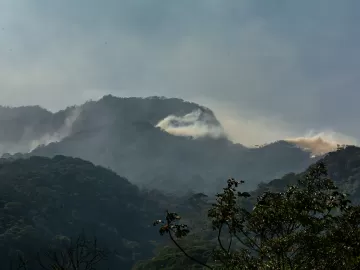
[
  {"x1": 0, "y1": 125, "x2": 358, "y2": 269},
  {"x1": 0, "y1": 95, "x2": 317, "y2": 194},
  {"x1": 0, "y1": 155, "x2": 165, "y2": 269}
]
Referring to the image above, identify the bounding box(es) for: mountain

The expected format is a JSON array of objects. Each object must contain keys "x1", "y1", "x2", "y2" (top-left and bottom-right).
[
  {"x1": 0, "y1": 95, "x2": 317, "y2": 193},
  {"x1": 0, "y1": 155, "x2": 167, "y2": 269}
]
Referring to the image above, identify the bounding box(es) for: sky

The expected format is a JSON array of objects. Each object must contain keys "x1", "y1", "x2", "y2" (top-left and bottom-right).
[{"x1": 0, "y1": 0, "x2": 360, "y2": 145}]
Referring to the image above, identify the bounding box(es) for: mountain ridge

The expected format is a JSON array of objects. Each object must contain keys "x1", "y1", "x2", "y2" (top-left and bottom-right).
[{"x1": 0, "y1": 95, "x2": 318, "y2": 194}]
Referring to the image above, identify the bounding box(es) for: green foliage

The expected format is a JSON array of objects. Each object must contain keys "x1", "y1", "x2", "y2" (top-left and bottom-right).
[
  {"x1": 151, "y1": 161, "x2": 360, "y2": 269},
  {"x1": 0, "y1": 155, "x2": 163, "y2": 269}
]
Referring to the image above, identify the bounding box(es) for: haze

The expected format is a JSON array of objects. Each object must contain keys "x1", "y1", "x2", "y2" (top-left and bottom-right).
[{"x1": 1, "y1": 0, "x2": 359, "y2": 146}]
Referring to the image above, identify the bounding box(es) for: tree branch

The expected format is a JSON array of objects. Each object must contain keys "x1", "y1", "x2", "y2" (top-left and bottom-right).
[{"x1": 168, "y1": 229, "x2": 213, "y2": 270}]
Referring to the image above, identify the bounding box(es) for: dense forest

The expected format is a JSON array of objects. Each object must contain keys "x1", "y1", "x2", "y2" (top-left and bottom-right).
[
  {"x1": 0, "y1": 146, "x2": 359, "y2": 269},
  {"x1": 0, "y1": 155, "x2": 168, "y2": 269}
]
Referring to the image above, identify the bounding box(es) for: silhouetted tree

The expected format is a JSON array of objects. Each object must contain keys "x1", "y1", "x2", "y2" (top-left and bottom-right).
[{"x1": 154, "y1": 162, "x2": 360, "y2": 269}]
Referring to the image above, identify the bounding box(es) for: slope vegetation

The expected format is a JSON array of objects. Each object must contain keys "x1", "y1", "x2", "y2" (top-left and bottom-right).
[{"x1": 0, "y1": 155, "x2": 162, "y2": 269}]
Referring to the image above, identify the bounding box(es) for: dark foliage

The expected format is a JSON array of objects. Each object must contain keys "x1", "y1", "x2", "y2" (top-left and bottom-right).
[
  {"x1": 9, "y1": 232, "x2": 109, "y2": 270},
  {"x1": 0, "y1": 155, "x2": 162, "y2": 269}
]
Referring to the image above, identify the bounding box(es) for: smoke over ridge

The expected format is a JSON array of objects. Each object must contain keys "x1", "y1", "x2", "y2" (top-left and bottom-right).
[
  {"x1": 29, "y1": 107, "x2": 81, "y2": 152},
  {"x1": 0, "y1": 107, "x2": 81, "y2": 155},
  {"x1": 156, "y1": 110, "x2": 226, "y2": 139},
  {"x1": 157, "y1": 109, "x2": 358, "y2": 156},
  {"x1": 285, "y1": 131, "x2": 358, "y2": 156}
]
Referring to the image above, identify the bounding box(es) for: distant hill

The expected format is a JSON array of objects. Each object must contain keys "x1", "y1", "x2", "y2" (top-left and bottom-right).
[
  {"x1": 252, "y1": 145, "x2": 360, "y2": 204},
  {"x1": 0, "y1": 155, "x2": 165, "y2": 269},
  {"x1": 0, "y1": 95, "x2": 317, "y2": 193}
]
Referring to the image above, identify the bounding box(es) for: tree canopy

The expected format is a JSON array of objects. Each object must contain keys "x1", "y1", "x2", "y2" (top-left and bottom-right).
[{"x1": 148, "y1": 161, "x2": 360, "y2": 269}]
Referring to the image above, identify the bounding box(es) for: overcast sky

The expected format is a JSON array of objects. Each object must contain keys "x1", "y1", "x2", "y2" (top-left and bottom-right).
[{"x1": 0, "y1": 0, "x2": 359, "y2": 145}]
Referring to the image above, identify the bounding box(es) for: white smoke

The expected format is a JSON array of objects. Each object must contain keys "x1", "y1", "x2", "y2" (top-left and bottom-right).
[
  {"x1": 156, "y1": 109, "x2": 358, "y2": 156},
  {"x1": 156, "y1": 110, "x2": 226, "y2": 139},
  {"x1": 285, "y1": 130, "x2": 358, "y2": 156},
  {"x1": 28, "y1": 107, "x2": 81, "y2": 152}
]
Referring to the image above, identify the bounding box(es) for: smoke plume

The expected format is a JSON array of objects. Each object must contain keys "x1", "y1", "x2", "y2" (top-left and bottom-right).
[
  {"x1": 28, "y1": 107, "x2": 81, "y2": 152},
  {"x1": 156, "y1": 110, "x2": 226, "y2": 139},
  {"x1": 285, "y1": 131, "x2": 358, "y2": 156},
  {"x1": 156, "y1": 109, "x2": 358, "y2": 157}
]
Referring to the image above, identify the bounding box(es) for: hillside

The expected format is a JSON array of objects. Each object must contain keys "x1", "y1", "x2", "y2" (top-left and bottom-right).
[
  {"x1": 255, "y1": 145, "x2": 360, "y2": 202},
  {"x1": 0, "y1": 95, "x2": 317, "y2": 193},
  {"x1": 135, "y1": 146, "x2": 360, "y2": 270},
  {"x1": 0, "y1": 155, "x2": 165, "y2": 269}
]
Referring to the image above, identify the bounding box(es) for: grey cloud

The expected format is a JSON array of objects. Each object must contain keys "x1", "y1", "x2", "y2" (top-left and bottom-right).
[{"x1": 0, "y1": 0, "x2": 359, "y2": 144}]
